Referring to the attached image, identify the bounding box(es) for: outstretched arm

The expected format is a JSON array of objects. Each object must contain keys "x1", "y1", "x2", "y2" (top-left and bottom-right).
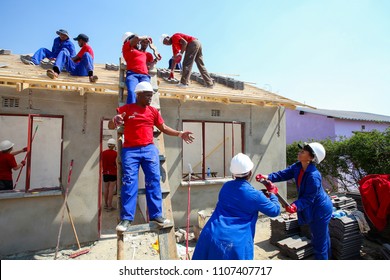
[{"x1": 156, "y1": 123, "x2": 194, "y2": 144}]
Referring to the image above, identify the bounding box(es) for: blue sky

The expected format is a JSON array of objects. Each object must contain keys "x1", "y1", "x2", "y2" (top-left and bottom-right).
[{"x1": 1, "y1": 0, "x2": 389, "y2": 116}]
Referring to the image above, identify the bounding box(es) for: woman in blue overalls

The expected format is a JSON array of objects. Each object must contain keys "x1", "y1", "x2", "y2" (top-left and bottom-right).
[
  {"x1": 192, "y1": 153, "x2": 280, "y2": 260},
  {"x1": 257, "y1": 142, "x2": 333, "y2": 260}
]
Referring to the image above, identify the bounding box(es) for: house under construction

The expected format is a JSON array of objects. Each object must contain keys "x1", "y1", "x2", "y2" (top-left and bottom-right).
[{"x1": 0, "y1": 54, "x2": 305, "y2": 256}]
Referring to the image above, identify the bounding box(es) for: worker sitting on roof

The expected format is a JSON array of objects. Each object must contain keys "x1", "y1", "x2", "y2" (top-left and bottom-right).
[
  {"x1": 161, "y1": 33, "x2": 214, "y2": 88},
  {"x1": 168, "y1": 58, "x2": 182, "y2": 71},
  {"x1": 109, "y1": 81, "x2": 194, "y2": 232},
  {"x1": 122, "y1": 32, "x2": 160, "y2": 104},
  {"x1": 46, "y1": 33, "x2": 98, "y2": 83},
  {"x1": 20, "y1": 29, "x2": 76, "y2": 66},
  {"x1": 0, "y1": 140, "x2": 27, "y2": 191},
  {"x1": 192, "y1": 153, "x2": 280, "y2": 260}
]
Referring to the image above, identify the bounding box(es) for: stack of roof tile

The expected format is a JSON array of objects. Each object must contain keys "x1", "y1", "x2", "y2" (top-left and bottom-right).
[
  {"x1": 345, "y1": 192, "x2": 364, "y2": 212},
  {"x1": 330, "y1": 214, "x2": 363, "y2": 259},
  {"x1": 270, "y1": 215, "x2": 300, "y2": 245},
  {"x1": 381, "y1": 244, "x2": 390, "y2": 259},
  {"x1": 276, "y1": 235, "x2": 314, "y2": 259},
  {"x1": 331, "y1": 195, "x2": 357, "y2": 211}
]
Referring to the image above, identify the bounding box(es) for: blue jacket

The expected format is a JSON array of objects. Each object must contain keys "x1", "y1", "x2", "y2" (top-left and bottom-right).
[
  {"x1": 51, "y1": 37, "x2": 76, "y2": 58},
  {"x1": 192, "y1": 178, "x2": 280, "y2": 260},
  {"x1": 268, "y1": 162, "x2": 332, "y2": 225}
]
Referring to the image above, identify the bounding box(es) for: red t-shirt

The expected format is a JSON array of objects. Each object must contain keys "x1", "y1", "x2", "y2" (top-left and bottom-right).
[
  {"x1": 122, "y1": 41, "x2": 149, "y2": 74},
  {"x1": 102, "y1": 149, "x2": 117, "y2": 175},
  {"x1": 171, "y1": 33, "x2": 196, "y2": 55},
  {"x1": 117, "y1": 104, "x2": 164, "y2": 148},
  {"x1": 0, "y1": 152, "x2": 17, "y2": 181},
  {"x1": 145, "y1": 52, "x2": 154, "y2": 63},
  {"x1": 297, "y1": 168, "x2": 304, "y2": 188},
  {"x1": 76, "y1": 44, "x2": 94, "y2": 61}
]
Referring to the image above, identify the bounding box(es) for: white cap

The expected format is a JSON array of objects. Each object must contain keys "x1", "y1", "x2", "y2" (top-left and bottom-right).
[
  {"x1": 122, "y1": 32, "x2": 134, "y2": 43},
  {"x1": 107, "y1": 138, "x2": 116, "y2": 146},
  {"x1": 160, "y1": 34, "x2": 169, "y2": 44},
  {"x1": 0, "y1": 140, "x2": 14, "y2": 151},
  {"x1": 135, "y1": 81, "x2": 154, "y2": 93},
  {"x1": 230, "y1": 153, "x2": 254, "y2": 177}
]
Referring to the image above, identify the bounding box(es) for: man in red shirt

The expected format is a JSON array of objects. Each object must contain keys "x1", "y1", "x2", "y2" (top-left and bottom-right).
[
  {"x1": 0, "y1": 140, "x2": 26, "y2": 191},
  {"x1": 122, "y1": 33, "x2": 160, "y2": 104},
  {"x1": 110, "y1": 81, "x2": 194, "y2": 231},
  {"x1": 47, "y1": 33, "x2": 98, "y2": 83},
  {"x1": 161, "y1": 33, "x2": 214, "y2": 88},
  {"x1": 102, "y1": 138, "x2": 118, "y2": 211}
]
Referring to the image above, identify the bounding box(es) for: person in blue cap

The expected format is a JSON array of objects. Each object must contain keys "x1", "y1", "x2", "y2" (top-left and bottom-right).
[
  {"x1": 46, "y1": 33, "x2": 98, "y2": 83},
  {"x1": 256, "y1": 142, "x2": 333, "y2": 260},
  {"x1": 20, "y1": 29, "x2": 76, "y2": 66},
  {"x1": 192, "y1": 153, "x2": 280, "y2": 260}
]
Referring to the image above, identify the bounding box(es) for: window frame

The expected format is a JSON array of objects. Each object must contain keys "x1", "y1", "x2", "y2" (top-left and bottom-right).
[
  {"x1": 0, "y1": 113, "x2": 64, "y2": 194},
  {"x1": 182, "y1": 120, "x2": 245, "y2": 181}
]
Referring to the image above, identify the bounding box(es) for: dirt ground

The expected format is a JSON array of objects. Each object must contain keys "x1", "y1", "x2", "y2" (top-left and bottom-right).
[{"x1": 2, "y1": 194, "x2": 385, "y2": 260}]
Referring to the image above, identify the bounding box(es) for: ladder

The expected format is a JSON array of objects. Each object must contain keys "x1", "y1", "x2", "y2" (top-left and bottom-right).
[{"x1": 116, "y1": 58, "x2": 178, "y2": 260}]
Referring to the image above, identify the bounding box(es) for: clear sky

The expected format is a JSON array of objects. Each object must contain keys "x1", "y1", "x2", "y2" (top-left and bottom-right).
[{"x1": 1, "y1": 0, "x2": 389, "y2": 116}]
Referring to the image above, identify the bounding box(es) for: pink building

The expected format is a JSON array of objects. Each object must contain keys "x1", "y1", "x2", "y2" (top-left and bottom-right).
[{"x1": 286, "y1": 107, "x2": 390, "y2": 144}]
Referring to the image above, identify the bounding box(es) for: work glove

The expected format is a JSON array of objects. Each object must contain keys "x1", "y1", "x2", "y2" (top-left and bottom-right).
[
  {"x1": 255, "y1": 174, "x2": 267, "y2": 182},
  {"x1": 113, "y1": 112, "x2": 126, "y2": 126},
  {"x1": 285, "y1": 203, "x2": 297, "y2": 214},
  {"x1": 169, "y1": 70, "x2": 174, "y2": 80},
  {"x1": 266, "y1": 183, "x2": 278, "y2": 195},
  {"x1": 21, "y1": 160, "x2": 26, "y2": 166},
  {"x1": 23, "y1": 147, "x2": 28, "y2": 152}
]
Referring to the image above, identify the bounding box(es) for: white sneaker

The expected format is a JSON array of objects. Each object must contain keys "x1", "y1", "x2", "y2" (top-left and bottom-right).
[
  {"x1": 116, "y1": 220, "x2": 131, "y2": 231},
  {"x1": 150, "y1": 217, "x2": 171, "y2": 227},
  {"x1": 176, "y1": 83, "x2": 188, "y2": 88}
]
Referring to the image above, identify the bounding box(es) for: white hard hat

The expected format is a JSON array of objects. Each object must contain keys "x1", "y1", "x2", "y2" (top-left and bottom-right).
[
  {"x1": 0, "y1": 140, "x2": 14, "y2": 151},
  {"x1": 299, "y1": 142, "x2": 326, "y2": 164},
  {"x1": 160, "y1": 33, "x2": 169, "y2": 44},
  {"x1": 230, "y1": 153, "x2": 254, "y2": 177},
  {"x1": 122, "y1": 32, "x2": 134, "y2": 43},
  {"x1": 107, "y1": 138, "x2": 116, "y2": 146},
  {"x1": 135, "y1": 81, "x2": 154, "y2": 93}
]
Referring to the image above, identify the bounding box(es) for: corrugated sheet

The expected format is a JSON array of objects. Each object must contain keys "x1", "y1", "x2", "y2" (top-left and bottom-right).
[{"x1": 297, "y1": 106, "x2": 390, "y2": 123}]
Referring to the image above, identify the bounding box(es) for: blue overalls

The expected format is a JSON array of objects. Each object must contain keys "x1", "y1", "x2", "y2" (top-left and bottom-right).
[
  {"x1": 31, "y1": 37, "x2": 76, "y2": 65},
  {"x1": 125, "y1": 71, "x2": 150, "y2": 104},
  {"x1": 268, "y1": 162, "x2": 333, "y2": 260},
  {"x1": 192, "y1": 178, "x2": 280, "y2": 260},
  {"x1": 120, "y1": 144, "x2": 162, "y2": 221},
  {"x1": 53, "y1": 49, "x2": 94, "y2": 76}
]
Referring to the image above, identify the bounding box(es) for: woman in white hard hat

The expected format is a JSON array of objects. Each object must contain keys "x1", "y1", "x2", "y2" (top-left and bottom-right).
[
  {"x1": 101, "y1": 138, "x2": 118, "y2": 211},
  {"x1": 192, "y1": 153, "x2": 280, "y2": 260},
  {"x1": 0, "y1": 140, "x2": 27, "y2": 191},
  {"x1": 256, "y1": 142, "x2": 333, "y2": 260}
]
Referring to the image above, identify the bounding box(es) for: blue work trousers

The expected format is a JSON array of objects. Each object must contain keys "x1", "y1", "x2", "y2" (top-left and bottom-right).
[
  {"x1": 120, "y1": 144, "x2": 162, "y2": 221},
  {"x1": 125, "y1": 71, "x2": 150, "y2": 104},
  {"x1": 54, "y1": 49, "x2": 94, "y2": 76},
  {"x1": 309, "y1": 210, "x2": 332, "y2": 260},
  {"x1": 31, "y1": 48, "x2": 54, "y2": 65}
]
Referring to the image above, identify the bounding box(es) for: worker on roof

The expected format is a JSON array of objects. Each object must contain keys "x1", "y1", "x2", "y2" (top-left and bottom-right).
[
  {"x1": 46, "y1": 33, "x2": 98, "y2": 83},
  {"x1": 192, "y1": 153, "x2": 280, "y2": 260},
  {"x1": 102, "y1": 138, "x2": 118, "y2": 211},
  {"x1": 122, "y1": 32, "x2": 161, "y2": 104},
  {"x1": 161, "y1": 33, "x2": 214, "y2": 88},
  {"x1": 256, "y1": 142, "x2": 333, "y2": 260},
  {"x1": 0, "y1": 140, "x2": 27, "y2": 191},
  {"x1": 20, "y1": 29, "x2": 76, "y2": 66},
  {"x1": 109, "y1": 81, "x2": 194, "y2": 231}
]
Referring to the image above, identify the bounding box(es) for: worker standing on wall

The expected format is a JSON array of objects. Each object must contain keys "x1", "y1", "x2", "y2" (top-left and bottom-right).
[
  {"x1": 102, "y1": 138, "x2": 118, "y2": 211},
  {"x1": 161, "y1": 33, "x2": 214, "y2": 88},
  {"x1": 257, "y1": 142, "x2": 333, "y2": 260},
  {"x1": 110, "y1": 81, "x2": 194, "y2": 231},
  {"x1": 192, "y1": 153, "x2": 280, "y2": 260},
  {"x1": 0, "y1": 140, "x2": 27, "y2": 191},
  {"x1": 122, "y1": 32, "x2": 156, "y2": 104}
]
